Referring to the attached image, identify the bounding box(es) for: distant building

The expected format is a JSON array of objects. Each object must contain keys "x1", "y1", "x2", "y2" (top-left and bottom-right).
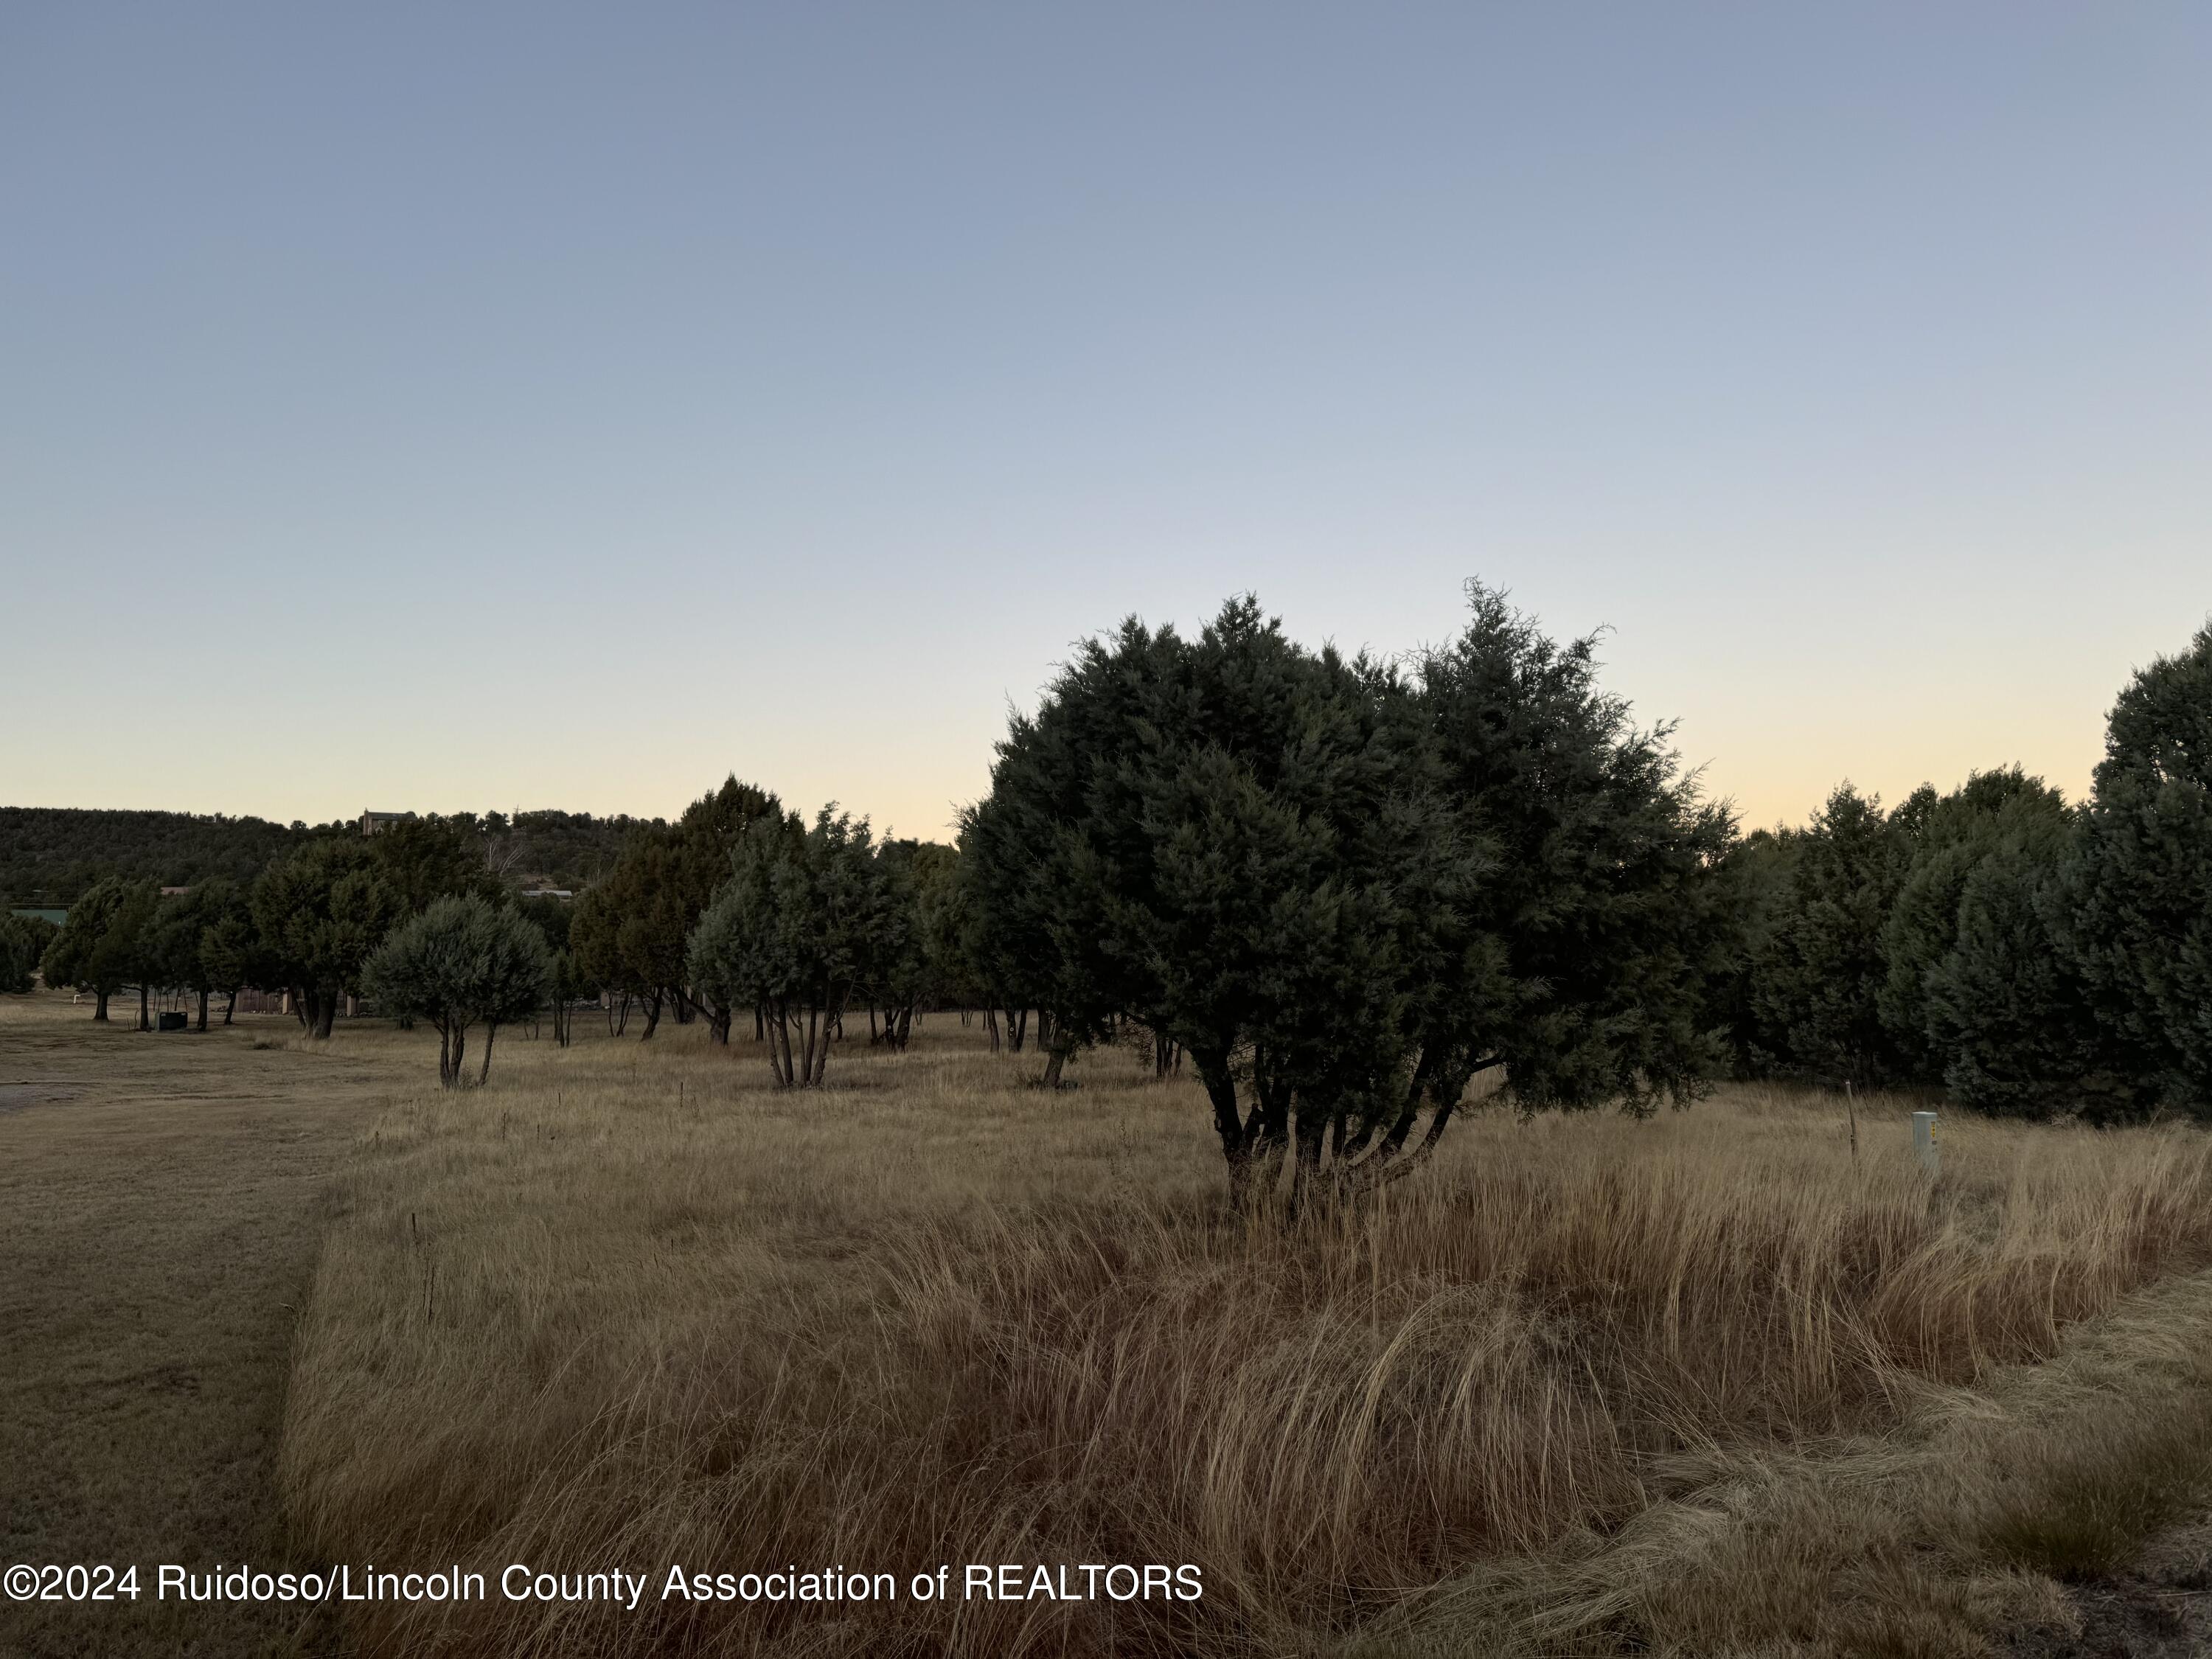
[
  {"x1": 360, "y1": 810, "x2": 417, "y2": 838},
  {"x1": 521, "y1": 888, "x2": 574, "y2": 901},
  {"x1": 10, "y1": 906, "x2": 67, "y2": 927},
  {"x1": 159, "y1": 886, "x2": 190, "y2": 897}
]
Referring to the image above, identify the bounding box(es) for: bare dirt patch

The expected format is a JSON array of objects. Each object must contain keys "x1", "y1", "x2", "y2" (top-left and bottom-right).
[
  {"x1": 1999, "y1": 1512, "x2": 2212, "y2": 1659},
  {"x1": 0, "y1": 1082, "x2": 79, "y2": 1112}
]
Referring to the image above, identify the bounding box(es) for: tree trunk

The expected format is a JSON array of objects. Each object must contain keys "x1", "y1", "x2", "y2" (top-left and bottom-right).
[
  {"x1": 1192, "y1": 1051, "x2": 1262, "y2": 1206},
  {"x1": 811, "y1": 997, "x2": 838, "y2": 1085},
  {"x1": 479, "y1": 1023, "x2": 497, "y2": 1085},
  {"x1": 222, "y1": 988, "x2": 237, "y2": 1025},
  {"x1": 773, "y1": 999, "x2": 797, "y2": 1087},
  {"x1": 639, "y1": 987, "x2": 664, "y2": 1040},
  {"x1": 137, "y1": 984, "x2": 150, "y2": 1031},
  {"x1": 1040, "y1": 1026, "x2": 1074, "y2": 1088},
  {"x1": 754, "y1": 1002, "x2": 765, "y2": 1043},
  {"x1": 984, "y1": 1006, "x2": 1000, "y2": 1051},
  {"x1": 195, "y1": 989, "x2": 209, "y2": 1032},
  {"x1": 312, "y1": 990, "x2": 338, "y2": 1040}
]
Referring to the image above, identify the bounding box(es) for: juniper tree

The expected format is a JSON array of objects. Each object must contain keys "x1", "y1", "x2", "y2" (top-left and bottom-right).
[
  {"x1": 1396, "y1": 582, "x2": 1736, "y2": 1138},
  {"x1": 1924, "y1": 809, "x2": 2109, "y2": 1116},
  {"x1": 251, "y1": 841, "x2": 404, "y2": 1037},
  {"x1": 1877, "y1": 768, "x2": 2070, "y2": 1082},
  {"x1": 964, "y1": 587, "x2": 1734, "y2": 1205},
  {"x1": 371, "y1": 815, "x2": 504, "y2": 912},
  {"x1": 41, "y1": 876, "x2": 157, "y2": 1023},
  {"x1": 0, "y1": 914, "x2": 57, "y2": 994},
  {"x1": 144, "y1": 879, "x2": 243, "y2": 1030},
  {"x1": 362, "y1": 894, "x2": 552, "y2": 1086},
  {"x1": 195, "y1": 884, "x2": 268, "y2": 1025},
  {"x1": 2057, "y1": 622, "x2": 2212, "y2": 1116},
  {"x1": 571, "y1": 778, "x2": 783, "y2": 1041},
  {"x1": 688, "y1": 809, "x2": 901, "y2": 1088},
  {"x1": 1747, "y1": 785, "x2": 1911, "y2": 1087}
]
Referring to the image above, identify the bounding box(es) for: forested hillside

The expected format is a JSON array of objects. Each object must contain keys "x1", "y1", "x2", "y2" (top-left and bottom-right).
[
  {"x1": 0, "y1": 806, "x2": 656, "y2": 905},
  {"x1": 0, "y1": 808, "x2": 323, "y2": 905}
]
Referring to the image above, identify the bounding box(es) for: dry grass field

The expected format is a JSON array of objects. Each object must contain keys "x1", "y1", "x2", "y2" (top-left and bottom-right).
[{"x1": 7, "y1": 993, "x2": 2212, "y2": 1658}]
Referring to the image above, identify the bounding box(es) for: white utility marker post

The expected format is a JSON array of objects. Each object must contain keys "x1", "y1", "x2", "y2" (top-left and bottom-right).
[{"x1": 1912, "y1": 1110, "x2": 1939, "y2": 1175}]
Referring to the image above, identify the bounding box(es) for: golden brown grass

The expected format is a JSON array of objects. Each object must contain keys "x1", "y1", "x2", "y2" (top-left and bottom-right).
[{"x1": 276, "y1": 1014, "x2": 2212, "y2": 1658}]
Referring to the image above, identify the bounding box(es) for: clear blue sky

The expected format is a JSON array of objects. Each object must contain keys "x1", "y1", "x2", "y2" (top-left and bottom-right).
[{"x1": 4, "y1": 4, "x2": 2205, "y2": 837}]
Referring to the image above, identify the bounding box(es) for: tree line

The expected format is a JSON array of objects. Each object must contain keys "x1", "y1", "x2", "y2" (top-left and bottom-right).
[
  {"x1": 0, "y1": 804, "x2": 658, "y2": 908},
  {"x1": 1717, "y1": 621, "x2": 2212, "y2": 1121},
  {"x1": 12, "y1": 586, "x2": 2209, "y2": 1195}
]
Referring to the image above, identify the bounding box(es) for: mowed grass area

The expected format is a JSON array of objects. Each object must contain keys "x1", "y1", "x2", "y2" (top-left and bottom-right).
[
  {"x1": 273, "y1": 1009, "x2": 2212, "y2": 1658},
  {"x1": 0, "y1": 992, "x2": 389, "y2": 1659}
]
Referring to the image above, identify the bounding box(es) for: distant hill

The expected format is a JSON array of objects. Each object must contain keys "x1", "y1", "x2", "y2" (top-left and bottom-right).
[{"x1": 0, "y1": 805, "x2": 658, "y2": 905}]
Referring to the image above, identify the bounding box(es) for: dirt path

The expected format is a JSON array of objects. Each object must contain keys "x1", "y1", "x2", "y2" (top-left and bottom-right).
[
  {"x1": 0, "y1": 998, "x2": 395, "y2": 1658},
  {"x1": 1998, "y1": 1512, "x2": 2212, "y2": 1658}
]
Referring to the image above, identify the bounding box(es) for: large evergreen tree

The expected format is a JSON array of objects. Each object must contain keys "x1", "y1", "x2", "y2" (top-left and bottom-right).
[
  {"x1": 1924, "y1": 809, "x2": 2108, "y2": 1116},
  {"x1": 1399, "y1": 583, "x2": 1737, "y2": 1129},
  {"x1": 964, "y1": 588, "x2": 1734, "y2": 1204},
  {"x1": 1877, "y1": 768, "x2": 2070, "y2": 1082},
  {"x1": 2058, "y1": 622, "x2": 2212, "y2": 1116},
  {"x1": 1747, "y1": 785, "x2": 1910, "y2": 1087}
]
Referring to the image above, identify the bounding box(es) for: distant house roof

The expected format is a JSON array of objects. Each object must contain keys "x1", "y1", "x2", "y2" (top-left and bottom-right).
[
  {"x1": 360, "y1": 810, "x2": 417, "y2": 837},
  {"x1": 521, "y1": 888, "x2": 574, "y2": 900},
  {"x1": 159, "y1": 886, "x2": 190, "y2": 897},
  {"x1": 10, "y1": 907, "x2": 66, "y2": 926}
]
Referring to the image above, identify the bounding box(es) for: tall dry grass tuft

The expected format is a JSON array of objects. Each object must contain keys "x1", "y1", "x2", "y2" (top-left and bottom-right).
[{"x1": 279, "y1": 1026, "x2": 2212, "y2": 1657}]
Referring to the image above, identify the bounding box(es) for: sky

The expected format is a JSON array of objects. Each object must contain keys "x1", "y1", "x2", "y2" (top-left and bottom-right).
[{"x1": 3, "y1": 4, "x2": 2206, "y2": 839}]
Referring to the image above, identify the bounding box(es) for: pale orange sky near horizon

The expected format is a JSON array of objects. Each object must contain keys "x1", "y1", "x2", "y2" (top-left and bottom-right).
[
  {"x1": 4, "y1": 7, "x2": 2206, "y2": 839},
  {"x1": 7, "y1": 570, "x2": 2200, "y2": 844}
]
